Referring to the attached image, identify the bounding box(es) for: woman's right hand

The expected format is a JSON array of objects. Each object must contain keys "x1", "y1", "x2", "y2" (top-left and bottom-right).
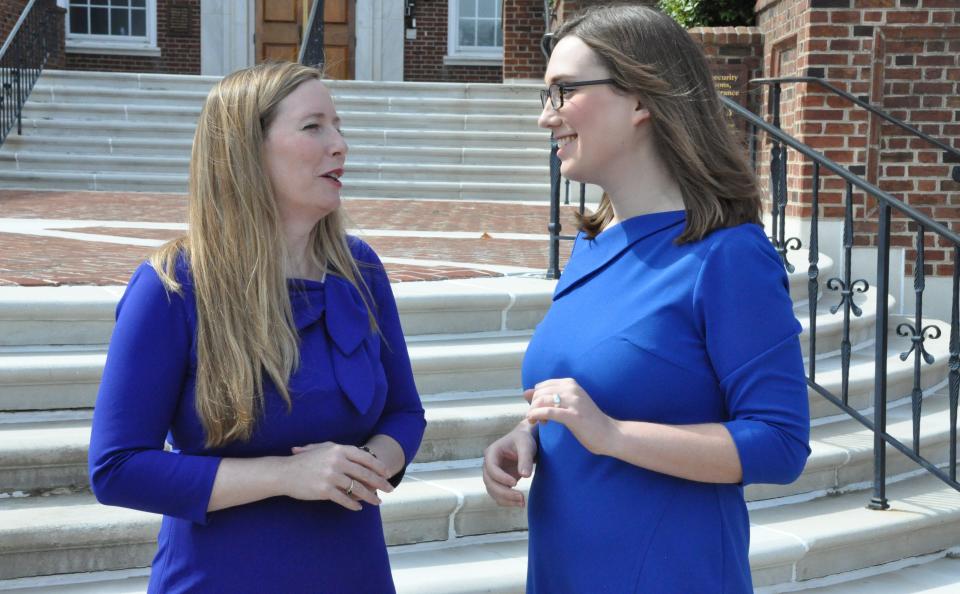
[
  {"x1": 282, "y1": 442, "x2": 393, "y2": 511},
  {"x1": 482, "y1": 423, "x2": 537, "y2": 507}
]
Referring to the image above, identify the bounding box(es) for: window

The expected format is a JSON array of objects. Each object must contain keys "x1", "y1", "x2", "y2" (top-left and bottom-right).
[
  {"x1": 447, "y1": 0, "x2": 502, "y2": 63},
  {"x1": 60, "y1": 0, "x2": 158, "y2": 56}
]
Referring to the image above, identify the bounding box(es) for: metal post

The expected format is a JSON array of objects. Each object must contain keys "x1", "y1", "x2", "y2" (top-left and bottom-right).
[
  {"x1": 869, "y1": 203, "x2": 891, "y2": 510},
  {"x1": 547, "y1": 141, "x2": 561, "y2": 279}
]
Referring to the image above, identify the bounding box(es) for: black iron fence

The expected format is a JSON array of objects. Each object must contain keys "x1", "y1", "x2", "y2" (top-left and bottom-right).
[
  {"x1": 545, "y1": 86, "x2": 960, "y2": 509},
  {"x1": 0, "y1": 0, "x2": 56, "y2": 146}
]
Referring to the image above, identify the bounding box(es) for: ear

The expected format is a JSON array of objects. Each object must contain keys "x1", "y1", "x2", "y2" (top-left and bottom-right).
[{"x1": 632, "y1": 102, "x2": 651, "y2": 126}]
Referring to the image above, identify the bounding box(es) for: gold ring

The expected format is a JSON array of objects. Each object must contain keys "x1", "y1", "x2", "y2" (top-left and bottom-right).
[{"x1": 346, "y1": 479, "x2": 355, "y2": 496}]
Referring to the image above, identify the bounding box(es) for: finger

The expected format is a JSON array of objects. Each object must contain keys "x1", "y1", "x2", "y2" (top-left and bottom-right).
[
  {"x1": 482, "y1": 474, "x2": 525, "y2": 507},
  {"x1": 527, "y1": 406, "x2": 571, "y2": 426},
  {"x1": 345, "y1": 461, "x2": 393, "y2": 493},
  {"x1": 522, "y1": 388, "x2": 535, "y2": 403},
  {"x1": 291, "y1": 443, "x2": 325, "y2": 454},
  {"x1": 515, "y1": 439, "x2": 537, "y2": 478},
  {"x1": 327, "y1": 487, "x2": 363, "y2": 511},
  {"x1": 345, "y1": 478, "x2": 382, "y2": 506},
  {"x1": 344, "y1": 446, "x2": 390, "y2": 479},
  {"x1": 483, "y1": 448, "x2": 519, "y2": 486}
]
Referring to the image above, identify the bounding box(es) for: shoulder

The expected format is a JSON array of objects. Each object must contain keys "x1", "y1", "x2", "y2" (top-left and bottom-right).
[
  {"x1": 699, "y1": 223, "x2": 780, "y2": 270},
  {"x1": 117, "y1": 260, "x2": 191, "y2": 322},
  {"x1": 346, "y1": 235, "x2": 384, "y2": 267}
]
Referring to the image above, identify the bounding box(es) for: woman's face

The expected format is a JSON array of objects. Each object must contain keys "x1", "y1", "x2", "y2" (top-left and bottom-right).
[
  {"x1": 538, "y1": 36, "x2": 645, "y2": 186},
  {"x1": 262, "y1": 78, "x2": 347, "y2": 225}
]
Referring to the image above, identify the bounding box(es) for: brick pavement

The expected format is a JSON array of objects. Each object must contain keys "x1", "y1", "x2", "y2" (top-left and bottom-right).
[{"x1": 0, "y1": 190, "x2": 581, "y2": 286}]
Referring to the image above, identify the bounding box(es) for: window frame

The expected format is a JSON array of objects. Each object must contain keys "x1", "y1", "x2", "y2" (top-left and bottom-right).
[
  {"x1": 446, "y1": 0, "x2": 503, "y2": 64},
  {"x1": 59, "y1": 0, "x2": 160, "y2": 57}
]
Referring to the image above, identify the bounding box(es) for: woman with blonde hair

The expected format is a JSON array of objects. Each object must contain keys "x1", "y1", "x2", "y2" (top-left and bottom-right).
[
  {"x1": 482, "y1": 4, "x2": 810, "y2": 592},
  {"x1": 89, "y1": 61, "x2": 425, "y2": 593}
]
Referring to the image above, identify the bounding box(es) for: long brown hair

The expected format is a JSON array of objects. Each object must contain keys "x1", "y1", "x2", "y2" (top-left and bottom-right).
[
  {"x1": 552, "y1": 3, "x2": 762, "y2": 242},
  {"x1": 151, "y1": 62, "x2": 374, "y2": 447}
]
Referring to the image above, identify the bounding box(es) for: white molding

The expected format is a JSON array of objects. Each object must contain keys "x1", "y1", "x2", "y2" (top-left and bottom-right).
[
  {"x1": 61, "y1": 0, "x2": 158, "y2": 54},
  {"x1": 443, "y1": 55, "x2": 501, "y2": 67},
  {"x1": 65, "y1": 42, "x2": 161, "y2": 57},
  {"x1": 355, "y1": 0, "x2": 404, "y2": 81},
  {"x1": 200, "y1": 0, "x2": 254, "y2": 75},
  {"x1": 446, "y1": 0, "x2": 503, "y2": 61}
]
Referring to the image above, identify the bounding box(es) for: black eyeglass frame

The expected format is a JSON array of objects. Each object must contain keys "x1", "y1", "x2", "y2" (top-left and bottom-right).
[{"x1": 539, "y1": 79, "x2": 618, "y2": 110}]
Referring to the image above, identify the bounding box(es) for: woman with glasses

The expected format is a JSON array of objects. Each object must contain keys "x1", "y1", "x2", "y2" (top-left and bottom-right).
[
  {"x1": 482, "y1": 5, "x2": 810, "y2": 593},
  {"x1": 88, "y1": 62, "x2": 425, "y2": 593}
]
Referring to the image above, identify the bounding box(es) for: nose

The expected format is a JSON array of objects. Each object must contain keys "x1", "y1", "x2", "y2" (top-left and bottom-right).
[
  {"x1": 538, "y1": 100, "x2": 560, "y2": 130},
  {"x1": 332, "y1": 130, "x2": 348, "y2": 158}
]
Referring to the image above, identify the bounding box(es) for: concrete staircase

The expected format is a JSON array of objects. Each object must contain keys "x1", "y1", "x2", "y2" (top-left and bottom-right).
[
  {"x1": 0, "y1": 71, "x2": 551, "y2": 201},
  {"x1": 0, "y1": 248, "x2": 958, "y2": 592}
]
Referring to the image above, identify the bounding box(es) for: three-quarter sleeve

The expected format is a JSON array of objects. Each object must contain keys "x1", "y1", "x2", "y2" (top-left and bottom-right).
[
  {"x1": 88, "y1": 262, "x2": 221, "y2": 524},
  {"x1": 693, "y1": 227, "x2": 811, "y2": 485},
  {"x1": 355, "y1": 241, "x2": 426, "y2": 470}
]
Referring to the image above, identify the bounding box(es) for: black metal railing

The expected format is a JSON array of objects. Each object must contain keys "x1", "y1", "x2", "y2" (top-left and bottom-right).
[
  {"x1": 0, "y1": 0, "x2": 55, "y2": 146},
  {"x1": 545, "y1": 88, "x2": 960, "y2": 509},
  {"x1": 299, "y1": 0, "x2": 325, "y2": 68}
]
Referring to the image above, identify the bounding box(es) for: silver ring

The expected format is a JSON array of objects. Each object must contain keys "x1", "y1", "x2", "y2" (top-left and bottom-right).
[
  {"x1": 552, "y1": 393, "x2": 561, "y2": 407},
  {"x1": 346, "y1": 479, "x2": 355, "y2": 496}
]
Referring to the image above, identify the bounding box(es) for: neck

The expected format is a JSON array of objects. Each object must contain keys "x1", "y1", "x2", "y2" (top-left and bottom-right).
[
  {"x1": 601, "y1": 136, "x2": 685, "y2": 226},
  {"x1": 281, "y1": 217, "x2": 321, "y2": 281}
]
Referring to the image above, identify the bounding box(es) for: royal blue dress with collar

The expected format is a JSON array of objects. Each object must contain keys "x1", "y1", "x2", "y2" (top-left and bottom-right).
[
  {"x1": 88, "y1": 238, "x2": 426, "y2": 594},
  {"x1": 523, "y1": 211, "x2": 811, "y2": 593}
]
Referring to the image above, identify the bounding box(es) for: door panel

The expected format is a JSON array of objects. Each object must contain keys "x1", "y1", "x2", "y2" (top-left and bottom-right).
[{"x1": 255, "y1": 0, "x2": 355, "y2": 80}]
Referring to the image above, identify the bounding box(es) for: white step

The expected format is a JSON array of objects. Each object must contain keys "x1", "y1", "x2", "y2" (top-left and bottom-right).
[
  {"x1": 793, "y1": 553, "x2": 960, "y2": 593},
  {"x1": 0, "y1": 277, "x2": 554, "y2": 347},
  {"x1": 1, "y1": 469, "x2": 958, "y2": 590},
  {"x1": 0, "y1": 465, "x2": 530, "y2": 580}
]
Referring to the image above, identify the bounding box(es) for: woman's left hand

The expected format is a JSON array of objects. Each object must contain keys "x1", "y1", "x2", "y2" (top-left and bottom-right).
[{"x1": 525, "y1": 378, "x2": 619, "y2": 456}]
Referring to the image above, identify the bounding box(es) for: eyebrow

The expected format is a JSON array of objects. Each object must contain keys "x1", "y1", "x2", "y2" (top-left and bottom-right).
[
  {"x1": 544, "y1": 74, "x2": 577, "y2": 85},
  {"x1": 301, "y1": 112, "x2": 341, "y2": 125}
]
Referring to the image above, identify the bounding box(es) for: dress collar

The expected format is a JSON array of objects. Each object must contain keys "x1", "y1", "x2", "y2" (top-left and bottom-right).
[{"x1": 554, "y1": 210, "x2": 686, "y2": 300}]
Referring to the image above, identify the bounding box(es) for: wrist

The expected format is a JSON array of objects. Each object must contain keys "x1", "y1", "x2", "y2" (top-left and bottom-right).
[{"x1": 599, "y1": 418, "x2": 624, "y2": 458}]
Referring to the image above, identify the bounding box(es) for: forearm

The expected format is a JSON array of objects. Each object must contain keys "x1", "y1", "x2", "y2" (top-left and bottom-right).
[
  {"x1": 207, "y1": 456, "x2": 288, "y2": 512},
  {"x1": 602, "y1": 421, "x2": 743, "y2": 484},
  {"x1": 364, "y1": 434, "x2": 406, "y2": 478}
]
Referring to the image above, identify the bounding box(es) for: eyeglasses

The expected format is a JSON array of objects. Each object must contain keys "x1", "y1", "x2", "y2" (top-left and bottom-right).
[{"x1": 539, "y1": 79, "x2": 617, "y2": 110}]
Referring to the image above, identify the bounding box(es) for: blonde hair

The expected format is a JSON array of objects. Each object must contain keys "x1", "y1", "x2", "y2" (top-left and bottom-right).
[
  {"x1": 553, "y1": 4, "x2": 762, "y2": 242},
  {"x1": 151, "y1": 61, "x2": 374, "y2": 447}
]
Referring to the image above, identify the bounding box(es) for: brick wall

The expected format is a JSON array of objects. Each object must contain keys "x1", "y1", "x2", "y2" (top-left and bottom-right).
[
  {"x1": 757, "y1": 0, "x2": 959, "y2": 277},
  {"x1": 691, "y1": 27, "x2": 765, "y2": 116},
  {"x1": 1, "y1": 0, "x2": 66, "y2": 69},
  {"x1": 65, "y1": 0, "x2": 200, "y2": 74},
  {"x1": 1, "y1": 1, "x2": 31, "y2": 46},
  {"x1": 503, "y1": 0, "x2": 547, "y2": 82},
  {"x1": 404, "y1": 0, "x2": 502, "y2": 82}
]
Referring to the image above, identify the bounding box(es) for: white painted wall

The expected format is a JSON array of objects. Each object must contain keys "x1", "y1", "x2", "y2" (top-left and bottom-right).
[
  {"x1": 200, "y1": 0, "x2": 254, "y2": 76},
  {"x1": 355, "y1": 0, "x2": 404, "y2": 81}
]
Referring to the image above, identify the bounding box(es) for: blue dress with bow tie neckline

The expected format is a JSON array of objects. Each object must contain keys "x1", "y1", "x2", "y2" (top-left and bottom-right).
[
  {"x1": 522, "y1": 210, "x2": 811, "y2": 593},
  {"x1": 88, "y1": 237, "x2": 425, "y2": 594}
]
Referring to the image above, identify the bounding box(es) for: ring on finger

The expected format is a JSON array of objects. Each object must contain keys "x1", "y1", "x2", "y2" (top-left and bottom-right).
[
  {"x1": 552, "y1": 393, "x2": 562, "y2": 407},
  {"x1": 346, "y1": 479, "x2": 355, "y2": 496}
]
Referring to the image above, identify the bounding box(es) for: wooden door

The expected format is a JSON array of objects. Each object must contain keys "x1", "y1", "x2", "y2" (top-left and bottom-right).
[{"x1": 255, "y1": 0, "x2": 355, "y2": 80}]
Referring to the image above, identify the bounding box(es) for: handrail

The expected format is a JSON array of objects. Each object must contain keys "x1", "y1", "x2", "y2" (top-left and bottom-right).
[
  {"x1": 721, "y1": 96, "x2": 960, "y2": 244},
  {"x1": 752, "y1": 76, "x2": 960, "y2": 182},
  {"x1": 298, "y1": 0, "x2": 325, "y2": 68},
  {"x1": 0, "y1": 0, "x2": 53, "y2": 146},
  {"x1": 0, "y1": 0, "x2": 38, "y2": 58}
]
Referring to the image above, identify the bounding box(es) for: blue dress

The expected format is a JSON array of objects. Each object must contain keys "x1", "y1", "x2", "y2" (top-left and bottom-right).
[
  {"x1": 523, "y1": 211, "x2": 811, "y2": 593},
  {"x1": 88, "y1": 238, "x2": 426, "y2": 594}
]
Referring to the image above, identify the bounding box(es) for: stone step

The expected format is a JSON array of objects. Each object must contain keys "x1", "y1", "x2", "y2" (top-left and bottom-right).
[
  {"x1": 1, "y1": 369, "x2": 953, "y2": 501},
  {"x1": 10, "y1": 119, "x2": 548, "y2": 148},
  {"x1": 790, "y1": 554, "x2": 960, "y2": 593},
  {"x1": 0, "y1": 330, "x2": 531, "y2": 411},
  {"x1": 0, "y1": 390, "x2": 528, "y2": 493},
  {"x1": 0, "y1": 538, "x2": 530, "y2": 594},
  {"x1": 19, "y1": 103, "x2": 541, "y2": 133},
  {"x1": 1, "y1": 461, "x2": 958, "y2": 589},
  {"x1": 0, "y1": 152, "x2": 549, "y2": 184},
  {"x1": 0, "y1": 464, "x2": 530, "y2": 580},
  {"x1": 0, "y1": 277, "x2": 553, "y2": 347},
  {"x1": 0, "y1": 135, "x2": 550, "y2": 166},
  {"x1": 28, "y1": 84, "x2": 543, "y2": 117},
  {"x1": 0, "y1": 169, "x2": 551, "y2": 199},
  {"x1": 36, "y1": 70, "x2": 541, "y2": 100}
]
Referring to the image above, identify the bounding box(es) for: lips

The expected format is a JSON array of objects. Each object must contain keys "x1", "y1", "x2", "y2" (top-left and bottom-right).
[{"x1": 320, "y1": 168, "x2": 343, "y2": 187}]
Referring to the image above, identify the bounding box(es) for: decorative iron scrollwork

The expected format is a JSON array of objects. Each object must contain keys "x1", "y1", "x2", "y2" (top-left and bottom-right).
[{"x1": 826, "y1": 277, "x2": 869, "y2": 316}]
